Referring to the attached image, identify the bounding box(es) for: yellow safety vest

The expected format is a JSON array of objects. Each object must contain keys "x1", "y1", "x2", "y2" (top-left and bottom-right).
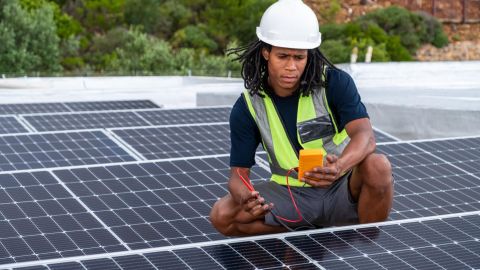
[{"x1": 243, "y1": 86, "x2": 349, "y2": 187}]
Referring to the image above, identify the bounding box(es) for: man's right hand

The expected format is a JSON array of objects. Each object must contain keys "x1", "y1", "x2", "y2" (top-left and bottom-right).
[{"x1": 241, "y1": 190, "x2": 274, "y2": 218}]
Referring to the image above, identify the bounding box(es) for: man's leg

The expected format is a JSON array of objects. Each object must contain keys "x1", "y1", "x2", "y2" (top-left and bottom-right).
[
  {"x1": 210, "y1": 194, "x2": 287, "y2": 236},
  {"x1": 349, "y1": 153, "x2": 393, "y2": 223}
]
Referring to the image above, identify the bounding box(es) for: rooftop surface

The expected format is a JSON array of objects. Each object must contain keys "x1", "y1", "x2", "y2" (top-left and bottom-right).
[{"x1": 0, "y1": 62, "x2": 479, "y2": 269}]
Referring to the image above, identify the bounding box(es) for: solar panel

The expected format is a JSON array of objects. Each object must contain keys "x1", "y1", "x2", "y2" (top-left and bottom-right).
[
  {"x1": 412, "y1": 136, "x2": 480, "y2": 173},
  {"x1": 0, "y1": 101, "x2": 478, "y2": 270},
  {"x1": 110, "y1": 124, "x2": 231, "y2": 160},
  {"x1": 64, "y1": 100, "x2": 159, "y2": 112},
  {"x1": 0, "y1": 103, "x2": 70, "y2": 115},
  {"x1": 52, "y1": 156, "x2": 270, "y2": 249},
  {"x1": 0, "y1": 130, "x2": 137, "y2": 172},
  {"x1": 0, "y1": 100, "x2": 159, "y2": 115},
  {"x1": 0, "y1": 171, "x2": 128, "y2": 265},
  {"x1": 350, "y1": 140, "x2": 480, "y2": 220},
  {"x1": 0, "y1": 116, "x2": 29, "y2": 134},
  {"x1": 24, "y1": 112, "x2": 150, "y2": 132},
  {"x1": 10, "y1": 212, "x2": 480, "y2": 269},
  {"x1": 135, "y1": 107, "x2": 231, "y2": 126},
  {"x1": 21, "y1": 107, "x2": 231, "y2": 132}
]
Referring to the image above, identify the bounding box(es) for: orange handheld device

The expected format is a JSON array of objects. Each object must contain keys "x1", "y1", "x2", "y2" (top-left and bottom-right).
[{"x1": 298, "y1": 149, "x2": 323, "y2": 180}]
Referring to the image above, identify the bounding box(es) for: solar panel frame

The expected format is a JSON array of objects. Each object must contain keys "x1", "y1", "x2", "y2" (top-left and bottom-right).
[
  {"x1": 63, "y1": 100, "x2": 160, "y2": 112},
  {"x1": 3, "y1": 136, "x2": 476, "y2": 263},
  {"x1": 109, "y1": 123, "x2": 231, "y2": 160},
  {"x1": 0, "y1": 116, "x2": 31, "y2": 134},
  {"x1": 135, "y1": 106, "x2": 231, "y2": 126},
  {"x1": 17, "y1": 106, "x2": 231, "y2": 132},
  {"x1": 0, "y1": 102, "x2": 479, "y2": 270},
  {"x1": 383, "y1": 140, "x2": 480, "y2": 219},
  {"x1": 0, "y1": 129, "x2": 139, "y2": 173},
  {"x1": 0, "y1": 103, "x2": 71, "y2": 115},
  {"x1": 0, "y1": 100, "x2": 161, "y2": 115},
  {"x1": 8, "y1": 211, "x2": 480, "y2": 270},
  {"x1": 50, "y1": 155, "x2": 270, "y2": 249},
  {"x1": 0, "y1": 171, "x2": 130, "y2": 265},
  {"x1": 23, "y1": 112, "x2": 152, "y2": 132}
]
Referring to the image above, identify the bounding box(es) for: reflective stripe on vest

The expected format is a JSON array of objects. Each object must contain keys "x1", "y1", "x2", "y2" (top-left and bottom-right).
[{"x1": 243, "y1": 86, "x2": 350, "y2": 187}]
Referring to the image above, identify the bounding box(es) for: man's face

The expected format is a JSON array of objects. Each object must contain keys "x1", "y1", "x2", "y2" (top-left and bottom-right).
[{"x1": 262, "y1": 46, "x2": 308, "y2": 96}]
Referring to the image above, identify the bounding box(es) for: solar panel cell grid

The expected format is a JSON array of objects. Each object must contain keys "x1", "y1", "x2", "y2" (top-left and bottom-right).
[
  {"x1": 52, "y1": 157, "x2": 269, "y2": 248},
  {"x1": 0, "y1": 100, "x2": 159, "y2": 115},
  {"x1": 0, "y1": 172, "x2": 127, "y2": 264},
  {"x1": 24, "y1": 112, "x2": 150, "y2": 132},
  {"x1": 1, "y1": 101, "x2": 479, "y2": 270},
  {"x1": 0, "y1": 116, "x2": 29, "y2": 134},
  {"x1": 0, "y1": 103, "x2": 70, "y2": 115},
  {"x1": 119, "y1": 215, "x2": 480, "y2": 268},
  {"x1": 412, "y1": 137, "x2": 480, "y2": 174},
  {"x1": 65, "y1": 100, "x2": 159, "y2": 112},
  {"x1": 375, "y1": 142, "x2": 480, "y2": 220},
  {"x1": 10, "y1": 213, "x2": 480, "y2": 269},
  {"x1": 0, "y1": 131, "x2": 136, "y2": 172},
  {"x1": 135, "y1": 107, "x2": 231, "y2": 126},
  {"x1": 111, "y1": 124, "x2": 231, "y2": 160}
]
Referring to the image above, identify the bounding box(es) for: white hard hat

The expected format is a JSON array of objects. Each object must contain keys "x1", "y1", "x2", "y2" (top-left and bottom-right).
[{"x1": 256, "y1": 0, "x2": 322, "y2": 49}]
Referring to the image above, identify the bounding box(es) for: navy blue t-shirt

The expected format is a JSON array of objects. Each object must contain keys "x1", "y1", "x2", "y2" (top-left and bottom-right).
[{"x1": 230, "y1": 68, "x2": 368, "y2": 168}]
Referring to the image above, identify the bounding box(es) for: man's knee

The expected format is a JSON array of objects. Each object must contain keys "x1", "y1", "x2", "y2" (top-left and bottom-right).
[
  {"x1": 209, "y1": 196, "x2": 237, "y2": 236},
  {"x1": 358, "y1": 153, "x2": 393, "y2": 190}
]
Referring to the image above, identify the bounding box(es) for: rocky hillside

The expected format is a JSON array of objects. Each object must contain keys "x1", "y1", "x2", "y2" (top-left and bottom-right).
[{"x1": 305, "y1": 0, "x2": 480, "y2": 61}]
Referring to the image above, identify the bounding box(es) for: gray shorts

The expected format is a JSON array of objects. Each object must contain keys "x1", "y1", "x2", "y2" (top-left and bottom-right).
[{"x1": 255, "y1": 172, "x2": 358, "y2": 229}]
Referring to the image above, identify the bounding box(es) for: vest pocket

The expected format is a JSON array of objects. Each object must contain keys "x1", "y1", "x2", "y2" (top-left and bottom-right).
[{"x1": 297, "y1": 115, "x2": 334, "y2": 143}]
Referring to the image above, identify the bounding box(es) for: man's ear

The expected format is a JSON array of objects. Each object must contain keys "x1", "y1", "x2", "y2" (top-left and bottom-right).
[{"x1": 262, "y1": 48, "x2": 270, "y2": 61}]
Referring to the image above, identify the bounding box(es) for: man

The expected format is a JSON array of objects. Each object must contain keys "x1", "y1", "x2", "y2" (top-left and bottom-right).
[{"x1": 210, "y1": 0, "x2": 393, "y2": 236}]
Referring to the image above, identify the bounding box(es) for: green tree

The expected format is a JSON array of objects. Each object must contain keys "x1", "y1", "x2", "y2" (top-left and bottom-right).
[
  {"x1": 124, "y1": 0, "x2": 191, "y2": 39},
  {"x1": 106, "y1": 27, "x2": 175, "y2": 74},
  {"x1": 65, "y1": 0, "x2": 125, "y2": 34},
  {"x1": 201, "y1": 0, "x2": 275, "y2": 51},
  {"x1": 320, "y1": 40, "x2": 350, "y2": 64},
  {"x1": 86, "y1": 27, "x2": 132, "y2": 71},
  {"x1": 0, "y1": 0, "x2": 61, "y2": 74},
  {"x1": 356, "y1": 6, "x2": 448, "y2": 52},
  {"x1": 171, "y1": 25, "x2": 218, "y2": 53},
  {"x1": 173, "y1": 48, "x2": 195, "y2": 74}
]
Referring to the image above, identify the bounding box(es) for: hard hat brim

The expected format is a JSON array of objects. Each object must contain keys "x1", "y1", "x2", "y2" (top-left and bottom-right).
[{"x1": 256, "y1": 29, "x2": 322, "y2": 50}]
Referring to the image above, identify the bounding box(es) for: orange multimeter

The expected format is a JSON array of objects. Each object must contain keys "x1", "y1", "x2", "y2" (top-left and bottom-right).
[{"x1": 298, "y1": 149, "x2": 323, "y2": 181}]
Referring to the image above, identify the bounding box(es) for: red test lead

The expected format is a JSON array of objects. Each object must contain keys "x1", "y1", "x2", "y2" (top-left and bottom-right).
[{"x1": 236, "y1": 168, "x2": 303, "y2": 223}]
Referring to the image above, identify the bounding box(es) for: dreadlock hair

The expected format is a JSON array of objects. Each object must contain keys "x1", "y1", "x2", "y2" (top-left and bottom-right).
[{"x1": 228, "y1": 40, "x2": 338, "y2": 97}]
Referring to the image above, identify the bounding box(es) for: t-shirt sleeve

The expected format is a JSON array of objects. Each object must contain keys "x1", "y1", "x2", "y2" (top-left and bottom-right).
[
  {"x1": 326, "y1": 69, "x2": 369, "y2": 131},
  {"x1": 229, "y1": 95, "x2": 261, "y2": 168}
]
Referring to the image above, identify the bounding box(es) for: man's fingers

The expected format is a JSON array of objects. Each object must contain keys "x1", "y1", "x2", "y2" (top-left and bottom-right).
[
  {"x1": 245, "y1": 196, "x2": 265, "y2": 211},
  {"x1": 312, "y1": 167, "x2": 337, "y2": 174},
  {"x1": 302, "y1": 178, "x2": 334, "y2": 188},
  {"x1": 305, "y1": 171, "x2": 337, "y2": 181},
  {"x1": 242, "y1": 191, "x2": 259, "y2": 204},
  {"x1": 326, "y1": 154, "x2": 338, "y2": 164},
  {"x1": 250, "y1": 203, "x2": 272, "y2": 216}
]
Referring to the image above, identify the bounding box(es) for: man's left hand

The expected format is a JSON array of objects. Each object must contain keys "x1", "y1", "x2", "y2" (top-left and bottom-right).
[{"x1": 302, "y1": 154, "x2": 343, "y2": 188}]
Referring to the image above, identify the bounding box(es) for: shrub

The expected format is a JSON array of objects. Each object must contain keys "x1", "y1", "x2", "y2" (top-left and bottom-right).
[
  {"x1": 0, "y1": 0, "x2": 61, "y2": 74},
  {"x1": 320, "y1": 40, "x2": 350, "y2": 64},
  {"x1": 108, "y1": 28, "x2": 175, "y2": 74},
  {"x1": 321, "y1": 23, "x2": 346, "y2": 41},
  {"x1": 356, "y1": 6, "x2": 448, "y2": 52},
  {"x1": 386, "y1": 36, "x2": 412, "y2": 61},
  {"x1": 171, "y1": 25, "x2": 218, "y2": 53}
]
